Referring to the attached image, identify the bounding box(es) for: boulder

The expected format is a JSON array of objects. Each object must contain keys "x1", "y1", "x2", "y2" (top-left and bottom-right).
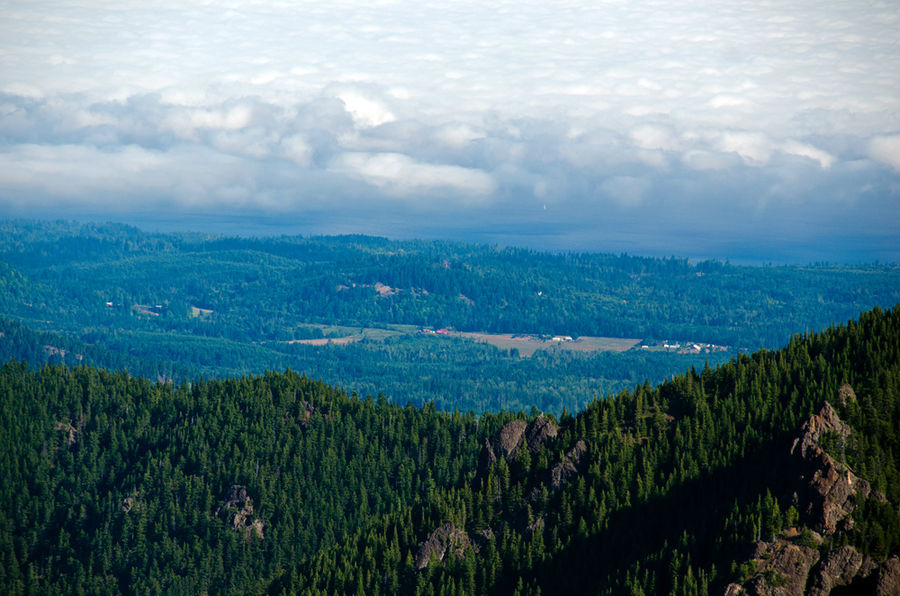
[
  {"x1": 875, "y1": 557, "x2": 900, "y2": 596},
  {"x1": 479, "y1": 416, "x2": 561, "y2": 480},
  {"x1": 493, "y1": 419, "x2": 527, "y2": 459},
  {"x1": 217, "y1": 485, "x2": 264, "y2": 540},
  {"x1": 838, "y1": 384, "x2": 857, "y2": 408},
  {"x1": 549, "y1": 440, "x2": 588, "y2": 491},
  {"x1": 745, "y1": 539, "x2": 821, "y2": 595},
  {"x1": 809, "y1": 545, "x2": 864, "y2": 595},
  {"x1": 414, "y1": 522, "x2": 470, "y2": 569},
  {"x1": 525, "y1": 415, "x2": 558, "y2": 453}
]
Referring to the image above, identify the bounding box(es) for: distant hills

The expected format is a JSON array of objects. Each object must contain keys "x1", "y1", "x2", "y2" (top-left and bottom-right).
[{"x1": 0, "y1": 218, "x2": 898, "y2": 414}]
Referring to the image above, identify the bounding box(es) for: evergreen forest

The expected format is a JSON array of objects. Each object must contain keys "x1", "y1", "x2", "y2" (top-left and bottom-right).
[
  {"x1": 2, "y1": 305, "x2": 899, "y2": 594},
  {"x1": 1, "y1": 219, "x2": 898, "y2": 414}
]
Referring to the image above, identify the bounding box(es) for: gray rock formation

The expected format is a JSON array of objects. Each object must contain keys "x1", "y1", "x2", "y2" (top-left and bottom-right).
[
  {"x1": 479, "y1": 416, "x2": 560, "y2": 477},
  {"x1": 725, "y1": 398, "x2": 894, "y2": 595},
  {"x1": 809, "y1": 545, "x2": 868, "y2": 595},
  {"x1": 414, "y1": 522, "x2": 471, "y2": 569},
  {"x1": 549, "y1": 440, "x2": 587, "y2": 491},
  {"x1": 875, "y1": 557, "x2": 900, "y2": 596},
  {"x1": 493, "y1": 419, "x2": 528, "y2": 459},
  {"x1": 790, "y1": 401, "x2": 871, "y2": 535},
  {"x1": 747, "y1": 539, "x2": 821, "y2": 596},
  {"x1": 218, "y1": 485, "x2": 264, "y2": 540},
  {"x1": 525, "y1": 415, "x2": 558, "y2": 453}
]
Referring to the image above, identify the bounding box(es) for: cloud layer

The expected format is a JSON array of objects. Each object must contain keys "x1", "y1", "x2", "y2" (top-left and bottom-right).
[{"x1": 1, "y1": 0, "x2": 898, "y2": 261}]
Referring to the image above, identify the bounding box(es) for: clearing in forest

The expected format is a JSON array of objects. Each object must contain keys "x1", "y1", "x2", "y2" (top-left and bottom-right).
[{"x1": 451, "y1": 332, "x2": 640, "y2": 357}]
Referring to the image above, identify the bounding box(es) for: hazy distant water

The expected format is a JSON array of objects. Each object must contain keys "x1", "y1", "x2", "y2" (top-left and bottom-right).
[{"x1": 4, "y1": 205, "x2": 896, "y2": 266}]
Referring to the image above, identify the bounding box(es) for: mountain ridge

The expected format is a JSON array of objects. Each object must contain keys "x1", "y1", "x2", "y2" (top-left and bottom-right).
[{"x1": 1, "y1": 306, "x2": 897, "y2": 593}]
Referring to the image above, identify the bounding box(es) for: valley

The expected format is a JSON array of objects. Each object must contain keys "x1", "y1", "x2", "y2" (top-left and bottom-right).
[
  {"x1": 1, "y1": 220, "x2": 899, "y2": 594},
  {"x1": 1, "y1": 220, "x2": 896, "y2": 415}
]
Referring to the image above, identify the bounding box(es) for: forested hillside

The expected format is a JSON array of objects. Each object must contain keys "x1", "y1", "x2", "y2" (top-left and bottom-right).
[
  {"x1": 2, "y1": 220, "x2": 897, "y2": 347},
  {"x1": 1, "y1": 219, "x2": 898, "y2": 413},
  {"x1": 0, "y1": 316, "x2": 718, "y2": 415},
  {"x1": 2, "y1": 306, "x2": 898, "y2": 594}
]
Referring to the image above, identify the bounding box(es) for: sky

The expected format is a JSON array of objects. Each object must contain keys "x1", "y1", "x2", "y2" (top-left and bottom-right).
[{"x1": 1, "y1": 0, "x2": 898, "y2": 263}]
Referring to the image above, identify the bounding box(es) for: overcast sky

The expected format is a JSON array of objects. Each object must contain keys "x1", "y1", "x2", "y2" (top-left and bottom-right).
[{"x1": 1, "y1": 0, "x2": 898, "y2": 262}]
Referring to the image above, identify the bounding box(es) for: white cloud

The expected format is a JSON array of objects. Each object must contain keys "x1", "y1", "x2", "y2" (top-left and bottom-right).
[
  {"x1": 717, "y1": 132, "x2": 774, "y2": 166},
  {"x1": 707, "y1": 95, "x2": 749, "y2": 109},
  {"x1": 335, "y1": 90, "x2": 396, "y2": 129},
  {"x1": 780, "y1": 140, "x2": 836, "y2": 170},
  {"x1": 0, "y1": 143, "x2": 257, "y2": 209},
  {"x1": 0, "y1": 0, "x2": 897, "y2": 260},
  {"x1": 331, "y1": 152, "x2": 495, "y2": 198},
  {"x1": 629, "y1": 125, "x2": 681, "y2": 152},
  {"x1": 279, "y1": 135, "x2": 313, "y2": 167},
  {"x1": 867, "y1": 135, "x2": 900, "y2": 172},
  {"x1": 434, "y1": 124, "x2": 485, "y2": 150}
]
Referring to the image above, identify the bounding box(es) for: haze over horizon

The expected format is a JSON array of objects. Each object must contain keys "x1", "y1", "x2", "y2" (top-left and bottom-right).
[{"x1": 1, "y1": 0, "x2": 898, "y2": 263}]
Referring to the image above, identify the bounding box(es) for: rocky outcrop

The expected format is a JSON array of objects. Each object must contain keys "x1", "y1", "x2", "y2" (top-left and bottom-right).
[
  {"x1": 789, "y1": 401, "x2": 871, "y2": 535},
  {"x1": 837, "y1": 384, "x2": 857, "y2": 408},
  {"x1": 549, "y1": 440, "x2": 587, "y2": 491},
  {"x1": 121, "y1": 490, "x2": 141, "y2": 513},
  {"x1": 493, "y1": 419, "x2": 528, "y2": 459},
  {"x1": 747, "y1": 539, "x2": 821, "y2": 596},
  {"x1": 414, "y1": 522, "x2": 471, "y2": 569},
  {"x1": 725, "y1": 397, "x2": 893, "y2": 595},
  {"x1": 791, "y1": 401, "x2": 850, "y2": 458},
  {"x1": 55, "y1": 420, "x2": 77, "y2": 447},
  {"x1": 725, "y1": 542, "x2": 894, "y2": 596},
  {"x1": 217, "y1": 485, "x2": 264, "y2": 540},
  {"x1": 525, "y1": 415, "x2": 558, "y2": 452},
  {"x1": 479, "y1": 416, "x2": 559, "y2": 476},
  {"x1": 874, "y1": 557, "x2": 900, "y2": 596},
  {"x1": 525, "y1": 439, "x2": 589, "y2": 504},
  {"x1": 299, "y1": 401, "x2": 315, "y2": 429},
  {"x1": 478, "y1": 421, "x2": 526, "y2": 476},
  {"x1": 808, "y1": 545, "x2": 870, "y2": 595}
]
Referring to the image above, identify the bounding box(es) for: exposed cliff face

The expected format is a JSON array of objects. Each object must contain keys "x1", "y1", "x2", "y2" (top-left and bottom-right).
[
  {"x1": 728, "y1": 549, "x2": 900, "y2": 596},
  {"x1": 479, "y1": 416, "x2": 559, "y2": 477},
  {"x1": 809, "y1": 544, "x2": 873, "y2": 595},
  {"x1": 725, "y1": 396, "x2": 894, "y2": 595},
  {"x1": 217, "y1": 485, "x2": 265, "y2": 540},
  {"x1": 789, "y1": 401, "x2": 871, "y2": 535},
  {"x1": 526, "y1": 415, "x2": 559, "y2": 452},
  {"x1": 414, "y1": 522, "x2": 471, "y2": 569},
  {"x1": 478, "y1": 415, "x2": 587, "y2": 503},
  {"x1": 422, "y1": 415, "x2": 572, "y2": 569},
  {"x1": 549, "y1": 440, "x2": 587, "y2": 491},
  {"x1": 875, "y1": 558, "x2": 900, "y2": 595},
  {"x1": 738, "y1": 539, "x2": 821, "y2": 596}
]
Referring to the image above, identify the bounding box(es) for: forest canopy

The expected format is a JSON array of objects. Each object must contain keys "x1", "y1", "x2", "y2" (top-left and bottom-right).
[
  {"x1": 1, "y1": 306, "x2": 898, "y2": 594},
  {"x1": 1, "y1": 219, "x2": 897, "y2": 414}
]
